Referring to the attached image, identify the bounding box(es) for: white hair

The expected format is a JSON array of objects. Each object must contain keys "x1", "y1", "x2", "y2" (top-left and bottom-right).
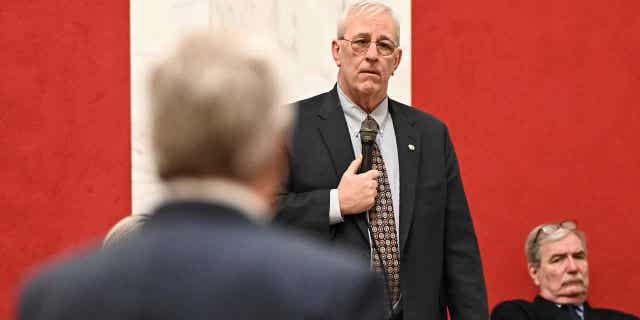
[
  {"x1": 103, "y1": 214, "x2": 150, "y2": 247},
  {"x1": 337, "y1": 0, "x2": 401, "y2": 45},
  {"x1": 149, "y1": 31, "x2": 292, "y2": 182}
]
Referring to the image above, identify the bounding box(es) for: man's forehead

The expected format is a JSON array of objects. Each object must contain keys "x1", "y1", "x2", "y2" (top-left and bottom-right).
[
  {"x1": 344, "y1": 12, "x2": 396, "y2": 37},
  {"x1": 540, "y1": 234, "x2": 585, "y2": 257}
]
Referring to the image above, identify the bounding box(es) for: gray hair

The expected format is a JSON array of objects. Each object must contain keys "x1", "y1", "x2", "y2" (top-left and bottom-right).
[
  {"x1": 149, "y1": 32, "x2": 292, "y2": 182},
  {"x1": 103, "y1": 214, "x2": 150, "y2": 247},
  {"x1": 525, "y1": 222, "x2": 587, "y2": 267},
  {"x1": 337, "y1": 0, "x2": 401, "y2": 45}
]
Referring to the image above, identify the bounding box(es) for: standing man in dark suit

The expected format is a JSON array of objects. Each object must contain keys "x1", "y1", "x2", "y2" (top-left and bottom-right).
[
  {"x1": 18, "y1": 31, "x2": 385, "y2": 320},
  {"x1": 491, "y1": 221, "x2": 639, "y2": 320},
  {"x1": 276, "y1": 1, "x2": 488, "y2": 319}
]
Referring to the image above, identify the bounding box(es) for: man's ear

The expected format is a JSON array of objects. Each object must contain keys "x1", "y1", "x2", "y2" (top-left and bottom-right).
[
  {"x1": 332, "y1": 40, "x2": 341, "y2": 67},
  {"x1": 251, "y1": 131, "x2": 290, "y2": 211},
  {"x1": 391, "y1": 47, "x2": 402, "y2": 75},
  {"x1": 528, "y1": 263, "x2": 541, "y2": 286}
]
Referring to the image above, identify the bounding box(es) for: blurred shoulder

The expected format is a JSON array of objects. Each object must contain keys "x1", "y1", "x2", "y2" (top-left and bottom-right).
[
  {"x1": 263, "y1": 224, "x2": 373, "y2": 277},
  {"x1": 257, "y1": 226, "x2": 385, "y2": 319},
  {"x1": 18, "y1": 243, "x2": 140, "y2": 320}
]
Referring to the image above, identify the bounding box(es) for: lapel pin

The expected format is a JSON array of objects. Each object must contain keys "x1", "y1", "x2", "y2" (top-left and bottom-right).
[{"x1": 408, "y1": 144, "x2": 415, "y2": 151}]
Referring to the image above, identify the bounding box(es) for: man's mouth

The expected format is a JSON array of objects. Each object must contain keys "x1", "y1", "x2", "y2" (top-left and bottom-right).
[
  {"x1": 562, "y1": 279, "x2": 584, "y2": 287},
  {"x1": 360, "y1": 70, "x2": 380, "y2": 76}
]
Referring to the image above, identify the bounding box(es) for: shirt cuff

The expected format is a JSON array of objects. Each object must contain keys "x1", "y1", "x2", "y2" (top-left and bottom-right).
[{"x1": 329, "y1": 188, "x2": 344, "y2": 225}]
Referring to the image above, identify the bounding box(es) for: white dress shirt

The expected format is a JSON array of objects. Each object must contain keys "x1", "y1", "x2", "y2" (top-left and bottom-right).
[{"x1": 328, "y1": 84, "x2": 400, "y2": 236}]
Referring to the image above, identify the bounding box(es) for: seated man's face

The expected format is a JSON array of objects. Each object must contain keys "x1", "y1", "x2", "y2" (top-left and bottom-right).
[{"x1": 529, "y1": 233, "x2": 589, "y2": 305}]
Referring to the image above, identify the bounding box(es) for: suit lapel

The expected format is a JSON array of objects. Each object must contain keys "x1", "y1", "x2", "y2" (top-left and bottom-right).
[
  {"x1": 316, "y1": 89, "x2": 354, "y2": 180},
  {"x1": 389, "y1": 100, "x2": 419, "y2": 256},
  {"x1": 316, "y1": 88, "x2": 369, "y2": 241}
]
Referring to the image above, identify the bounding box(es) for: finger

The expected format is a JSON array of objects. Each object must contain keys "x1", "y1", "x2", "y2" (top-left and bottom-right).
[
  {"x1": 365, "y1": 198, "x2": 376, "y2": 210},
  {"x1": 365, "y1": 169, "x2": 380, "y2": 179},
  {"x1": 345, "y1": 155, "x2": 363, "y2": 175}
]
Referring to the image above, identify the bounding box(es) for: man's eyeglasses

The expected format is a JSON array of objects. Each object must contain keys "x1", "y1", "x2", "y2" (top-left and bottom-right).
[
  {"x1": 340, "y1": 37, "x2": 397, "y2": 56},
  {"x1": 533, "y1": 220, "x2": 577, "y2": 245}
]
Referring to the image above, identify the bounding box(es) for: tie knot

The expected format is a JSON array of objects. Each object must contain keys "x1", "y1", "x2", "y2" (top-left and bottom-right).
[
  {"x1": 361, "y1": 115, "x2": 380, "y2": 132},
  {"x1": 360, "y1": 116, "x2": 379, "y2": 144}
]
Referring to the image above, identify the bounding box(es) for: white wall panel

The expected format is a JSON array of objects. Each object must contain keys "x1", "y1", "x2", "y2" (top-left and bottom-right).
[{"x1": 132, "y1": 0, "x2": 412, "y2": 213}]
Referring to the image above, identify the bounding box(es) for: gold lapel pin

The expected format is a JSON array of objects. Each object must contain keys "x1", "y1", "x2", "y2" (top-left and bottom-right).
[{"x1": 408, "y1": 144, "x2": 415, "y2": 151}]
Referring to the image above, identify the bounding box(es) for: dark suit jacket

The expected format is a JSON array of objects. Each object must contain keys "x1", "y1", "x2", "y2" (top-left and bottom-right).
[
  {"x1": 276, "y1": 88, "x2": 488, "y2": 320},
  {"x1": 491, "y1": 296, "x2": 639, "y2": 320},
  {"x1": 19, "y1": 201, "x2": 386, "y2": 320}
]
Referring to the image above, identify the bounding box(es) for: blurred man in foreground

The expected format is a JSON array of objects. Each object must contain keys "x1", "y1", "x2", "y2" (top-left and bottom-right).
[
  {"x1": 491, "y1": 220, "x2": 638, "y2": 320},
  {"x1": 19, "y1": 31, "x2": 384, "y2": 320}
]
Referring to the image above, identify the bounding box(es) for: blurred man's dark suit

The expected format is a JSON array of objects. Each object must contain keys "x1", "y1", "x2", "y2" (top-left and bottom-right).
[
  {"x1": 277, "y1": 88, "x2": 488, "y2": 320},
  {"x1": 19, "y1": 201, "x2": 385, "y2": 320},
  {"x1": 492, "y1": 296, "x2": 639, "y2": 320}
]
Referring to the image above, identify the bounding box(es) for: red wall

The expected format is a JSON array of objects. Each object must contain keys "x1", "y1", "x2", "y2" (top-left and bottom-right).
[
  {"x1": 2, "y1": 0, "x2": 639, "y2": 318},
  {"x1": 413, "y1": 0, "x2": 640, "y2": 315},
  {"x1": 0, "y1": 1, "x2": 130, "y2": 318}
]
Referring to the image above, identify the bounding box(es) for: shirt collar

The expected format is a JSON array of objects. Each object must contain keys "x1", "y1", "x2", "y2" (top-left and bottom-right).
[
  {"x1": 162, "y1": 178, "x2": 271, "y2": 224},
  {"x1": 556, "y1": 304, "x2": 585, "y2": 312},
  {"x1": 336, "y1": 83, "x2": 389, "y2": 134}
]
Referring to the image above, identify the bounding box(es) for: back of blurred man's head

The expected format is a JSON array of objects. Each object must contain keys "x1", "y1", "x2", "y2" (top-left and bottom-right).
[{"x1": 149, "y1": 32, "x2": 292, "y2": 203}]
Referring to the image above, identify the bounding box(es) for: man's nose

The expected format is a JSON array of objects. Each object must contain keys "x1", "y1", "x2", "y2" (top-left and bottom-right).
[
  {"x1": 566, "y1": 257, "x2": 579, "y2": 272},
  {"x1": 365, "y1": 42, "x2": 379, "y2": 59}
]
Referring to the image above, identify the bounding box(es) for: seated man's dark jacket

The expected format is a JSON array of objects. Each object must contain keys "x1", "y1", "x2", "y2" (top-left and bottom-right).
[
  {"x1": 491, "y1": 295, "x2": 639, "y2": 320},
  {"x1": 19, "y1": 201, "x2": 385, "y2": 320}
]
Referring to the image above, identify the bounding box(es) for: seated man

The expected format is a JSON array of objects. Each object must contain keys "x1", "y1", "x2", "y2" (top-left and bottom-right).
[{"x1": 491, "y1": 220, "x2": 638, "y2": 320}]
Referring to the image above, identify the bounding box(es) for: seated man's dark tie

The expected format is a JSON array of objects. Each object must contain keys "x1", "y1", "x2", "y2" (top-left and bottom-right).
[{"x1": 563, "y1": 305, "x2": 582, "y2": 320}]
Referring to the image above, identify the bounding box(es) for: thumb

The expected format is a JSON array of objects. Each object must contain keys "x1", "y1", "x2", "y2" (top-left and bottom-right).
[{"x1": 344, "y1": 154, "x2": 363, "y2": 175}]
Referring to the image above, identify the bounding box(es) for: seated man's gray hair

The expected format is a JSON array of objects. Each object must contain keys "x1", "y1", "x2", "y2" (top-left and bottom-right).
[{"x1": 525, "y1": 220, "x2": 587, "y2": 266}]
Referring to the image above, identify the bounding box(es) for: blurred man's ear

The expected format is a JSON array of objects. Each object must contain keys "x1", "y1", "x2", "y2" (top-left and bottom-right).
[
  {"x1": 528, "y1": 263, "x2": 541, "y2": 286},
  {"x1": 250, "y1": 131, "x2": 290, "y2": 211}
]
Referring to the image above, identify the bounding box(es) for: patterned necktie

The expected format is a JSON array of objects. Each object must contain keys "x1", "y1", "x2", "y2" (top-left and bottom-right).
[{"x1": 361, "y1": 116, "x2": 401, "y2": 305}]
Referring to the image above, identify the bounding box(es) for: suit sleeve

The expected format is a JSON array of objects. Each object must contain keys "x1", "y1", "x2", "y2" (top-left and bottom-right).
[
  {"x1": 273, "y1": 102, "x2": 337, "y2": 239},
  {"x1": 442, "y1": 126, "x2": 489, "y2": 320},
  {"x1": 275, "y1": 188, "x2": 332, "y2": 238}
]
